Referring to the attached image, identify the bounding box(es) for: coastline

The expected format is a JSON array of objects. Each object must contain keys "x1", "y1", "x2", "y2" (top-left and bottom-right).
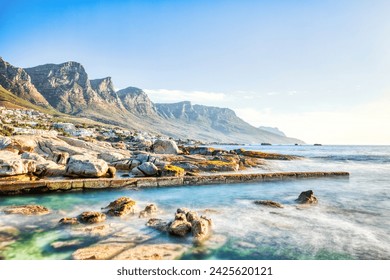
[{"x1": 0, "y1": 171, "x2": 349, "y2": 196}]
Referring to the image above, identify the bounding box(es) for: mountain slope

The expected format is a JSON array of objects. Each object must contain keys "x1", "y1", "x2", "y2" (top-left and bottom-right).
[{"x1": 0, "y1": 57, "x2": 52, "y2": 108}]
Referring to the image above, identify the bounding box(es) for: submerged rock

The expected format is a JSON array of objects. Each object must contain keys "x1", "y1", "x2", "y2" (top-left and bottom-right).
[
  {"x1": 77, "y1": 211, "x2": 106, "y2": 224},
  {"x1": 139, "y1": 204, "x2": 158, "y2": 218},
  {"x1": 146, "y1": 218, "x2": 169, "y2": 232},
  {"x1": 254, "y1": 200, "x2": 284, "y2": 208},
  {"x1": 103, "y1": 197, "x2": 136, "y2": 217},
  {"x1": 59, "y1": 217, "x2": 79, "y2": 225},
  {"x1": 3, "y1": 205, "x2": 50, "y2": 215},
  {"x1": 296, "y1": 190, "x2": 318, "y2": 204}
]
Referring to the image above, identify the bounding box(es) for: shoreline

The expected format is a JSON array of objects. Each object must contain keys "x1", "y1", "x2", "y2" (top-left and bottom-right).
[{"x1": 0, "y1": 171, "x2": 349, "y2": 196}]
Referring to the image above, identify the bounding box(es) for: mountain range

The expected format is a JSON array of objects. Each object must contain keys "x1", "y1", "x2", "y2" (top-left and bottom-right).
[{"x1": 0, "y1": 57, "x2": 303, "y2": 144}]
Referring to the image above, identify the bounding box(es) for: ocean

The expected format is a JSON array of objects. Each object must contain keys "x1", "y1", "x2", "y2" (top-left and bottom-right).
[{"x1": 0, "y1": 145, "x2": 389, "y2": 260}]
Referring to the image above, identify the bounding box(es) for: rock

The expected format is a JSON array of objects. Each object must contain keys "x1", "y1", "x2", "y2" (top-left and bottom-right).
[
  {"x1": 254, "y1": 200, "x2": 284, "y2": 208},
  {"x1": 168, "y1": 219, "x2": 192, "y2": 237},
  {"x1": 197, "y1": 160, "x2": 239, "y2": 172},
  {"x1": 191, "y1": 216, "x2": 212, "y2": 244},
  {"x1": 161, "y1": 165, "x2": 185, "y2": 177},
  {"x1": 152, "y1": 139, "x2": 179, "y2": 154},
  {"x1": 188, "y1": 147, "x2": 215, "y2": 155},
  {"x1": 241, "y1": 150, "x2": 298, "y2": 160},
  {"x1": 168, "y1": 212, "x2": 192, "y2": 237},
  {"x1": 77, "y1": 211, "x2": 106, "y2": 224},
  {"x1": 186, "y1": 211, "x2": 199, "y2": 223},
  {"x1": 58, "y1": 217, "x2": 79, "y2": 225},
  {"x1": 107, "y1": 166, "x2": 116, "y2": 178},
  {"x1": 146, "y1": 218, "x2": 169, "y2": 232},
  {"x1": 48, "y1": 151, "x2": 69, "y2": 165},
  {"x1": 177, "y1": 208, "x2": 190, "y2": 215},
  {"x1": 0, "y1": 150, "x2": 36, "y2": 177},
  {"x1": 112, "y1": 244, "x2": 188, "y2": 260},
  {"x1": 0, "y1": 136, "x2": 11, "y2": 150},
  {"x1": 139, "y1": 204, "x2": 158, "y2": 218},
  {"x1": 112, "y1": 159, "x2": 141, "y2": 170},
  {"x1": 103, "y1": 197, "x2": 136, "y2": 217},
  {"x1": 295, "y1": 190, "x2": 318, "y2": 204},
  {"x1": 0, "y1": 226, "x2": 20, "y2": 249},
  {"x1": 65, "y1": 155, "x2": 108, "y2": 178},
  {"x1": 3, "y1": 205, "x2": 49, "y2": 215},
  {"x1": 98, "y1": 152, "x2": 125, "y2": 163},
  {"x1": 131, "y1": 162, "x2": 158, "y2": 177},
  {"x1": 51, "y1": 240, "x2": 83, "y2": 249}
]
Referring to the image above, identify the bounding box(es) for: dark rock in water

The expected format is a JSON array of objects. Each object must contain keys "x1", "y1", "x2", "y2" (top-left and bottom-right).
[
  {"x1": 254, "y1": 200, "x2": 284, "y2": 208},
  {"x1": 261, "y1": 143, "x2": 272, "y2": 146},
  {"x1": 3, "y1": 204, "x2": 49, "y2": 215},
  {"x1": 103, "y1": 197, "x2": 136, "y2": 217},
  {"x1": 295, "y1": 190, "x2": 318, "y2": 204},
  {"x1": 78, "y1": 211, "x2": 106, "y2": 224},
  {"x1": 139, "y1": 204, "x2": 158, "y2": 218},
  {"x1": 59, "y1": 217, "x2": 79, "y2": 225}
]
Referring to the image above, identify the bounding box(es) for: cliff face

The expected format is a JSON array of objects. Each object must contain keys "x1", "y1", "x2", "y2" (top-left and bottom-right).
[
  {"x1": 0, "y1": 57, "x2": 51, "y2": 108},
  {"x1": 0, "y1": 58, "x2": 304, "y2": 144},
  {"x1": 117, "y1": 87, "x2": 158, "y2": 116}
]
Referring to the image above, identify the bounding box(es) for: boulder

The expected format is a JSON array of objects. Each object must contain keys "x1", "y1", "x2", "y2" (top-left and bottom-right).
[
  {"x1": 112, "y1": 159, "x2": 141, "y2": 170},
  {"x1": 103, "y1": 197, "x2": 136, "y2": 217},
  {"x1": 98, "y1": 152, "x2": 125, "y2": 163},
  {"x1": 131, "y1": 162, "x2": 158, "y2": 177},
  {"x1": 296, "y1": 190, "x2": 318, "y2": 204},
  {"x1": 65, "y1": 155, "x2": 108, "y2": 178},
  {"x1": 0, "y1": 151, "x2": 36, "y2": 177},
  {"x1": 168, "y1": 212, "x2": 192, "y2": 237},
  {"x1": 161, "y1": 165, "x2": 185, "y2": 177},
  {"x1": 3, "y1": 205, "x2": 49, "y2": 215},
  {"x1": 254, "y1": 200, "x2": 284, "y2": 208},
  {"x1": 191, "y1": 216, "x2": 212, "y2": 244},
  {"x1": 107, "y1": 166, "x2": 116, "y2": 178},
  {"x1": 139, "y1": 204, "x2": 158, "y2": 218},
  {"x1": 59, "y1": 217, "x2": 79, "y2": 225},
  {"x1": 152, "y1": 139, "x2": 179, "y2": 154},
  {"x1": 77, "y1": 211, "x2": 106, "y2": 224}
]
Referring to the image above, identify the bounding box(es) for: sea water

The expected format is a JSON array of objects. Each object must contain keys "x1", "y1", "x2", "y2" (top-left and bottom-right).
[{"x1": 0, "y1": 145, "x2": 389, "y2": 260}]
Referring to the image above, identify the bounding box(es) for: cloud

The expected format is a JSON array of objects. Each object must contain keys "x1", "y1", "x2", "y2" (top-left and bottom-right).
[{"x1": 144, "y1": 88, "x2": 226, "y2": 105}]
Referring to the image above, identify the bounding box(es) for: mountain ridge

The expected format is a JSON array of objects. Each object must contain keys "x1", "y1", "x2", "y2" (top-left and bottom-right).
[{"x1": 0, "y1": 58, "x2": 304, "y2": 144}]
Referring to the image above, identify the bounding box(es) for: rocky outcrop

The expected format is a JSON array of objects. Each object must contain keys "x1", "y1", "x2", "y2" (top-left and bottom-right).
[
  {"x1": 65, "y1": 155, "x2": 109, "y2": 178},
  {"x1": 254, "y1": 200, "x2": 284, "y2": 208},
  {"x1": 117, "y1": 87, "x2": 158, "y2": 116},
  {"x1": 131, "y1": 162, "x2": 159, "y2": 177},
  {"x1": 0, "y1": 57, "x2": 51, "y2": 108},
  {"x1": 102, "y1": 197, "x2": 136, "y2": 217},
  {"x1": 3, "y1": 204, "x2": 49, "y2": 215},
  {"x1": 139, "y1": 204, "x2": 158, "y2": 218},
  {"x1": 161, "y1": 165, "x2": 185, "y2": 177},
  {"x1": 78, "y1": 211, "x2": 106, "y2": 224},
  {"x1": 147, "y1": 208, "x2": 212, "y2": 243},
  {"x1": 0, "y1": 151, "x2": 36, "y2": 177},
  {"x1": 295, "y1": 190, "x2": 318, "y2": 204},
  {"x1": 152, "y1": 139, "x2": 179, "y2": 154}
]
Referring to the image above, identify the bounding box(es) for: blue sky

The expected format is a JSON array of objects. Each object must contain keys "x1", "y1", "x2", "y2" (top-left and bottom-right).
[{"x1": 1, "y1": 0, "x2": 390, "y2": 144}]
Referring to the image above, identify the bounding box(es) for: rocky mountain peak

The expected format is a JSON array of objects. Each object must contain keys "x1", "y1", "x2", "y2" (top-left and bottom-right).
[
  {"x1": 116, "y1": 87, "x2": 157, "y2": 115},
  {"x1": 0, "y1": 57, "x2": 50, "y2": 107}
]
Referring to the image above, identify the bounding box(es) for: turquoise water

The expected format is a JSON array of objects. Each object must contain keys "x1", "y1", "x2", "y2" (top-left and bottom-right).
[{"x1": 0, "y1": 145, "x2": 389, "y2": 260}]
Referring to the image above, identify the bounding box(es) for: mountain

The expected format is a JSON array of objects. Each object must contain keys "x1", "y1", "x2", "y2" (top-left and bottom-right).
[
  {"x1": 0, "y1": 57, "x2": 51, "y2": 108},
  {"x1": 0, "y1": 58, "x2": 304, "y2": 144},
  {"x1": 258, "y1": 126, "x2": 286, "y2": 137}
]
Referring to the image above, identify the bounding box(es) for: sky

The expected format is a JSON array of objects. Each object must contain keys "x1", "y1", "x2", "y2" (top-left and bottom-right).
[{"x1": 1, "y1": 0, "x2": 390, "y2": 144}]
